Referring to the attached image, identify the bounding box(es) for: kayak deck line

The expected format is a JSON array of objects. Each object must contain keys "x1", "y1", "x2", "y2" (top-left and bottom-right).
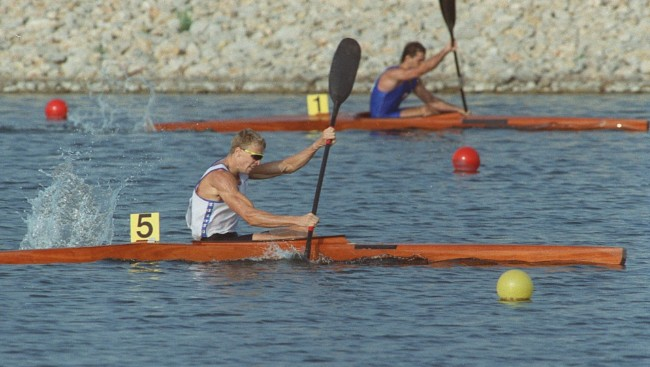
[
  {"x1": 463, "y1": 118, "x2": 507, "y2": 127},
  {"x1": 0, "y1": 235, "x2": 626, "y2": 267},
  {"x1": 154, "y1": 112, "x2": 649, "y2": 133},
  {"x1": 354, "y1": 244, "x2": 398, "y2": 250}
]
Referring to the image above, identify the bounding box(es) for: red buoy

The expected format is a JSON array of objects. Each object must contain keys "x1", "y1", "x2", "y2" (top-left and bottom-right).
[
  {"x1": 452, "y1": 146, "x2": 480, "y2": 173},
  {"x1": 45, "y1": 99, "x2": 68, "y2": 120}
]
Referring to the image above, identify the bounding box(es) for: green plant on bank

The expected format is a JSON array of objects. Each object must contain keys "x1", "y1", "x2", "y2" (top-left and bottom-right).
[{"x1": 177, "y1": 10, "x2": 192, "y2": 32}]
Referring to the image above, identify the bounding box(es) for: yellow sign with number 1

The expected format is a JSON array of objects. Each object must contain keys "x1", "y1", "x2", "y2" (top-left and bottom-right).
[
  {"x1": 306, "y1": 94, "x2": 329, "y2": 116},
  {"x1": 130, "y1": 213, "x2": 160, "y2": 243}
]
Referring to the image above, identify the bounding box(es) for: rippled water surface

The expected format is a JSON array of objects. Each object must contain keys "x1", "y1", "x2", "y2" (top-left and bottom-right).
[{"x1": 1, "y1": 93, "x2": 649, "y2": 366}]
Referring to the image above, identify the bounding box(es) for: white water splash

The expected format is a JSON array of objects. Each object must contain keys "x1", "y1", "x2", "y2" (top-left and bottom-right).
[
  {"x1": 65, "y1": 77, "x2": 157, "y2": 134},
  {"x1": 258, "y1": 244, "x2": 302, "y2": 261},
  {"x1": 20, "y1": 161, "x2": 125, "y2": 249},
  {"x1": 132, "y1": 77, "x2": 157, "y2": 132}
]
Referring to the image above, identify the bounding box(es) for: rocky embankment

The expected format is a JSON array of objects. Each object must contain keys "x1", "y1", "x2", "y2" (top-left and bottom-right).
[{"x1": 1, "y1": 0, "x2": 649, "y2": 93}]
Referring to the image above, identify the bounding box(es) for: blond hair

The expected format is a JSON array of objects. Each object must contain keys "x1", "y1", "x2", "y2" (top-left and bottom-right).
[{"x1": 230, "y1": 128, "x2": 266, "y2": 154}]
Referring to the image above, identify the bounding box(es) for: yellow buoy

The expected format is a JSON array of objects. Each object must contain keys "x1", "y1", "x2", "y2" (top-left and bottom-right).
[{"x1": 496, "y1": 269, "x2": 534, "y2": 301}]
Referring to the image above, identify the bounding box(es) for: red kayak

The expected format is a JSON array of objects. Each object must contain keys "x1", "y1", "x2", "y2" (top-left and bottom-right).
[
  {"x1": 154, "y1": 112, "x2": 648, "y2": 133},
  {"x1": 0, "y1": 235, "x2": 626, "y2": 267}
]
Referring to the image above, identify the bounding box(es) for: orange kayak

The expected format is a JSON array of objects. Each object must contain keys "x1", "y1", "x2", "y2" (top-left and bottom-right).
[
  {"x1": 0, "y1": 235, "x2": 626, "y2": 267},
  {"x1": 154, "y1": 112, "x2": 648, "y2": 132}
]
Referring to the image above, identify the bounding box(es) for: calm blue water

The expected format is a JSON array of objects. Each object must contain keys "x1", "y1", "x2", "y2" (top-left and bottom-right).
[{"x1": 1, "y1": 92, "x2": 649, "y2": 366}]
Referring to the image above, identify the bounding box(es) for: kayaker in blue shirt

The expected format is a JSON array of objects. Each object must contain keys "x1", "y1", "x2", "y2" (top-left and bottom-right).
[{"x1": 370, "y1": 41, "x2": 468, "y2": 118}]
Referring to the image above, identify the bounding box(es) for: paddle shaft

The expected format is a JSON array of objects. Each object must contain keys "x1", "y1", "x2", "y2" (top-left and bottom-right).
[
  {"x1": 310, "y1": 103, "x2": 339, "y2": 214},
  {"x1": 449, "y1": 36, "x2": 468, "y2": 112},
  {"x1": 439, "y1": 0, "x2": 468, "y2": 112},
  {"x1": 304, "y1": 103, "x2": 339, "y2": 258}
]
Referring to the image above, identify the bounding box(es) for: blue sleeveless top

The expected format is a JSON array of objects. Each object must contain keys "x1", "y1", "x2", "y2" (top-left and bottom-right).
[{"x1": 369, "y1": 66, "x2": 418, "y2": 118}]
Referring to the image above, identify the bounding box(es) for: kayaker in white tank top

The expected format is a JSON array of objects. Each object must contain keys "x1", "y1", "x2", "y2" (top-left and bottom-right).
[
  {"x1": 185, "y1": 128, "x2": 336, "y2": 242},
  {"x1": 186, "y1": 162, "x2": 248, "y2": 240}
]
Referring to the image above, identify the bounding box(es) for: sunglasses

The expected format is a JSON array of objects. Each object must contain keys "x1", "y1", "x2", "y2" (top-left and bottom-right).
[{"x1": 242, "y1": 148, "x2": 264, "y2": 161}]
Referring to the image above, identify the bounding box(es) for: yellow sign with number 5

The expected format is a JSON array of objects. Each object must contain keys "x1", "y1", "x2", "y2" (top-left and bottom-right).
[
  {"x1": 306, "y1": 94, "x2": 329, "y2": 116},
  {"x1": 130, "y1": 213, "x2": 160, "y2": 243}
]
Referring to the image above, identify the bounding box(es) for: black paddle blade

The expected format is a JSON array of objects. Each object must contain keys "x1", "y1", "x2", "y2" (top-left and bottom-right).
[
  {"x1": 328, "y1": 38, "x2": 361, "y2": 106},
  {"x1": 439, "y1": 0, "x2": 456, "y2": 33}
]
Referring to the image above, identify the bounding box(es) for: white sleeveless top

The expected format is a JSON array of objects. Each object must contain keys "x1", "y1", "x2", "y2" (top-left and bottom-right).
[{"x1": 186, "y1": 162, "x2": 249, "y2": 240}]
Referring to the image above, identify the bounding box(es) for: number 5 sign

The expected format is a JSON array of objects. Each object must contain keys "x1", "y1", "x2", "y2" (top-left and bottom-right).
[{"x1": 130, "y1": 213, "x2": 160, "y2": 243}]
